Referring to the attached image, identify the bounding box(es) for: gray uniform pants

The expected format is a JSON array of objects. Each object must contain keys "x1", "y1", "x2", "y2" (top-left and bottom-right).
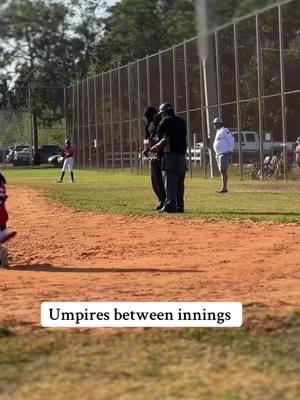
[
  {"x1": 162, "y1": 153, "x2": 187, "y2": 211},
  {"x1": 150, "y1": 159, "x2": 165, "y2": 204}
]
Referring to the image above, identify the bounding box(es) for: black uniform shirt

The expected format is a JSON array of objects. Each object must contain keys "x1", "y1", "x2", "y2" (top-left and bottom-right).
[
  {"x1": 145, "y1": 121, "x2": 158, "y2": 146},
  {"x1": 158, "y1": 115, "x2": 187, "y2": 155}
]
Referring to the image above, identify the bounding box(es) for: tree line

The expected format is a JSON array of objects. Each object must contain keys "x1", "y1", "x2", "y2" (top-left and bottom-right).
[{"x1": 0, "y1": 0, "x2": 280, "y2": 147}]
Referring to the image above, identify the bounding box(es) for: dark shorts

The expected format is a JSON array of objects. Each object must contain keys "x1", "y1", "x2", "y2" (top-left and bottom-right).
[{"x1": 216, "y1": 153, "x2": 230, "y2": 172}]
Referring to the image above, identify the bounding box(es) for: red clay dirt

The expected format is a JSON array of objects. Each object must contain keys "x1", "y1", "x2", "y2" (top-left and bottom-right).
[{"x1": 0, "y1": 186, "x2": 299, "y2": 326}]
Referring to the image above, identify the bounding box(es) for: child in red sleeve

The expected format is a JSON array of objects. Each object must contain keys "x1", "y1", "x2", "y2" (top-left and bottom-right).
[
  {"x1": 0, "y1": 173, "x2": 16, "y2": 244},
  {"x1": 57, "y1": 139, "x2": 75, "y2": 183}
]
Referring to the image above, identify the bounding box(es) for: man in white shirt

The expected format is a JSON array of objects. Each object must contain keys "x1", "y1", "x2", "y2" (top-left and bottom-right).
[{"x1": 212, "y1": 117, "x2": 235, "y2": 193}]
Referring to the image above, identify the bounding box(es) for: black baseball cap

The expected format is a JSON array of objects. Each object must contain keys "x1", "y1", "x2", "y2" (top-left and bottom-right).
[{"x1": 158, "y1": 103, "x2": 174, "y2": 114}]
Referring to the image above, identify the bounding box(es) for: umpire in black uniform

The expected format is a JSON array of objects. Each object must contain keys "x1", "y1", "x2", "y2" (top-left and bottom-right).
[
  {"x1": 144, "y1": 106, "x2": 166, "y2": 210},
  {"x1": 150, "y1": 103, "x2": 187, "y2": 213}
]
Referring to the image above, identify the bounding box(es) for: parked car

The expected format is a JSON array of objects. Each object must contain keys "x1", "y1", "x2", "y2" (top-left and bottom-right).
[
  {"x1": 12, "y1": 148, "x2": 31, "y2": 166},
  {"x1": 6, "y1": 150, "x2": 14, "y2": 163},
  {"x1": 231, "y1": 131, "x2": 294, "y2": 163},
  {"x1": 7, "y1": 146, "x2": 30, "y2": 163},
  {"x1": 231, "y1": 131, "x2": 294, "y2": 153},
  {"x1": 33, "y1": 145, "x2": 62, "y2": 165}
]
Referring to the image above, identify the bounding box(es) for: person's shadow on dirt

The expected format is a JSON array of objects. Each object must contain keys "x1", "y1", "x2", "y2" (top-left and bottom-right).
[{"x1": 9, "y1": 264, "x2": 201, "y2": 274}]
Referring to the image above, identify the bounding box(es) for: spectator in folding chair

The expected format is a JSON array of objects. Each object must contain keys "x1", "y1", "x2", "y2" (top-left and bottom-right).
[{"x1": 274, "y1": 152, "x2": 294, "y2": 180}]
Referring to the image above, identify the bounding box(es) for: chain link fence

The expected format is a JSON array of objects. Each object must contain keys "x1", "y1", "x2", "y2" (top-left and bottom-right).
[{"x1": 67, "y1": 0, "x2": 300, "y2": 178}]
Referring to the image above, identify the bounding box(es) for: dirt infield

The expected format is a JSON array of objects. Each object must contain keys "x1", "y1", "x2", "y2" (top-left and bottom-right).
[{"x1": 0, "y1": 186, "x2": 299, "y2": 326}]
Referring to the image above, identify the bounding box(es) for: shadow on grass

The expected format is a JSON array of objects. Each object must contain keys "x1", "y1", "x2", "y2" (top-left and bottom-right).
[
  {"x1": 10, "y1": 264, "x2": 201, "y2": 274},
  {"x1": 188, "y1": 210, "x2": 300, "y2": 217}
]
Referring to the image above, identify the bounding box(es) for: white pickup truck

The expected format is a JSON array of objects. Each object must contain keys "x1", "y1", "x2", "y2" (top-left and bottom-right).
[
  {"x1": 188, "y1": 131, "x2": 294, "y2": 165},
  {"x1": 231, "y1": 131, "x2": 294, "y2": 153}
]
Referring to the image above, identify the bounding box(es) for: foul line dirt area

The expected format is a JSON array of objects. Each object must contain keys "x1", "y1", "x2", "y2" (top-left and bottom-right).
[{"x1": 1, "y1": 186, "x2": 300, "y2": 326}]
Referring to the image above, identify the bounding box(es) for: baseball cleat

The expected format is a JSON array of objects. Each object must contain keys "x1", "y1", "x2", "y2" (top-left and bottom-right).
[
  {"x1": 0, "y1": 230, "x2": 17, "y2": 244},
  {"x1": 159, "y1": 206, "x2": 177, "y2": 213}
]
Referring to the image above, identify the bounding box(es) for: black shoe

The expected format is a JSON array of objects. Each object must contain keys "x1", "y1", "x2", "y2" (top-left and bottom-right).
[
  {"x1": 176, "y1": 207, "x2": 184, "y2": 213},
  {"x1": 159, "y1": 206, "x2": 177, "y2": 213},
  {"x1": 216, "y1": 189, "x2": 228, "y2": 193},
  {"x1": 156, "y1": 203, "x2": 164, "y2": 211}
]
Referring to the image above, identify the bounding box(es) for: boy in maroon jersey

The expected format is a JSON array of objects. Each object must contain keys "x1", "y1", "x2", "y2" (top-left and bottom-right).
[{"x1": 57, "y1": 139, "x2": 75, "y2": 183}]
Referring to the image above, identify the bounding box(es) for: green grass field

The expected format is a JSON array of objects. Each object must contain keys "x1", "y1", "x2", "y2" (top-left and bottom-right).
[
  {"x1": 1, "y1": 168, "x2": 300, "y2": 399},
  {"x1": 1, "y1": 312, "x2": 300, "y2": 400},
  {"x1": 4, "y1": 167, "x2": 300, "y2": 222}
]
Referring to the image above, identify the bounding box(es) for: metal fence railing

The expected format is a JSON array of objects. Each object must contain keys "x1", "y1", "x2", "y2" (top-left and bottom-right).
[{"x1": 65, "y1": 0, "x2": 300, "y2": 179}]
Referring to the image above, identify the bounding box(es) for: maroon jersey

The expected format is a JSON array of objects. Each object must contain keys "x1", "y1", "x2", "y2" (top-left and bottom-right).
[
  {"x1": 62, "y1": 145, "x2": 74, "y2": 158},
  {"x1": 0, "y1": 183, "x2": 7, "y2": 205},
  {"x1": 0, "y1": 183, "x2": 8, "y2": 226}
]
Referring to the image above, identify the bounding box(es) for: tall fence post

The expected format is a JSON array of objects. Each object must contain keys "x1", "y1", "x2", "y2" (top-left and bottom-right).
[
  {"x1": 118, "y1": 65, "x2": 124, "y2": 171},
  {"x1": 102, "y1": 73, "x2": 107, "y2": 170},
  {"x1": 76, "y1": 81, "x2": 80, "y2": 169},
  {"x1": 93, "y1": 76, "x2": 99, "y2": 170},
  {"x1": 159, "y1": 49, "x2": 163, "y2": 104},
  {"x1": 256, "y1": 14, "x2": 264, "y2": 179},
  {"x1": 137, "y1": 59, "x2": 142, "y2": 174},
  {"x1": 234, "y1": 23, "x2": 243, "y2": 180},
  {"x1": 71, "y1": 85, "x2": 75, "y2": 147},
  {"x1": 146, "y1": 55, "x2": 151, "y2": 105},
  {"x1": 214, "y1": 31, "x2": 222, "y2": 117},
  {"x1": 278, "y1": 5, "x2": 288, "y2": 180},
  {"x1": 127, "y1": 63, "x2": 133, "y2": 172},
  {"x1": 109, "y1": 70, "x2": 114, "y2": 171},
  {"x1": 86, "y1": 78, "x2": 92, "y2": 169},
  {"x1": 183, "y1": 40, "x2": 192, "y2": 177},
  {"x1": 172, "y1": 46, "x2": 177, "y2": 113},
  {"x1": 63, "y1": 85, "x2": 67, "y2": 140},
  {"x1": 199, "y1": 51, "x2": 207, "y2": 178},
  {"x1": 82, "y1": 79, "x2": 86, "y2": 168}
]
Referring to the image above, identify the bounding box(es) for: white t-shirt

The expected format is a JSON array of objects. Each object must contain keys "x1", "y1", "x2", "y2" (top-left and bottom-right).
[{"x1": 213, "y1": 127, "x2": 235, "y2": 156}]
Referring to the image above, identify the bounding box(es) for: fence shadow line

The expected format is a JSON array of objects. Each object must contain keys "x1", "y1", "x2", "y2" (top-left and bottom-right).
[{"x1": 9, "y1": 264, "x2": 202, "y2": 274}]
